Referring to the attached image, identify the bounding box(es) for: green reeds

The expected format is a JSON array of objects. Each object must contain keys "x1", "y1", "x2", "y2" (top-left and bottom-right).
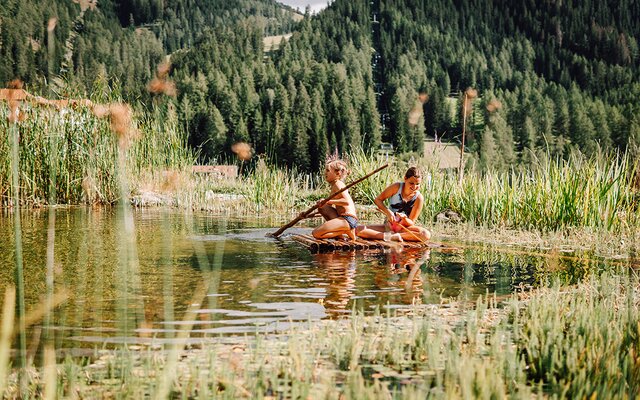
[
  {"x1": 246, "y1": 158, "x2": 312, "y2": 212},
  {"x1": 419, "y1": 152, "x2": 638, "y2": 233},
  {"x1": 517, "y1": 273, "x2": 640, "y2": 398},
  {"x1": 0, "y1": 102, "x2": 192, "y2": 205},
  {"x1": 347, "y1": 147, "x2": 400, "y2": 204},
  {"x1": 1, "y1": 267, "x2": 637, "y2": 398},
  {"x1": 181, "y1": 149, "x2": 639, "y2": 234},
  {"x1": 0, "y1": 287, "x2": 15, "y2": 395},
  {"x1": 8, "y1": 105, "x2": 27, "y2": 396},
  {"x1": 3, "y1": 99, "x2": 637, "y2": 236}
]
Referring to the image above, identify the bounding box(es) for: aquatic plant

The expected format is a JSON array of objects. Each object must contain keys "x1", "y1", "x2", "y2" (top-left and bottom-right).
[
  {"x1": 1, "y1": 271, "x2": 637, "y2": 398},
  {"x1": 0, "y1": 98, "x2": 193, "y2": 205},
  {"x1": 347, "y1": 147, "x2": 400, "y2": 205},
  {"x1": 420, "y1": 152, "x2": 638, "y2": 233}
]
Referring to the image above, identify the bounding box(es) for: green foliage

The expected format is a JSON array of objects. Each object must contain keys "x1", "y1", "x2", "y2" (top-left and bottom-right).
[
  {"x1": 518, "y1": 274, "x2": 640, "y2": 398},
  {"x1": 2, "y1": 0, "x2": 640, "y2": 173},
  {"x1": 0, "y1": 102, "x2": 193, "y2": 205},
  {"x1": 4, "y1": 271, "x2": 637, "y2": 398},
  {"x1": 346, "y1": 148, "x2": 400, "y2": 204},
  {"x1": 422, "y1": 152, "x2": 639, "y2": 232},
  {"x1": 243, "y1": 158, "x2": 311, "y2": 212}
]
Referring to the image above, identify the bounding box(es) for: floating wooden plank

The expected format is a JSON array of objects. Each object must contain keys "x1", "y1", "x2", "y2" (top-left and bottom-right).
[{"x1": 290, "y1": 234, "x2": 431, "y2": 253}]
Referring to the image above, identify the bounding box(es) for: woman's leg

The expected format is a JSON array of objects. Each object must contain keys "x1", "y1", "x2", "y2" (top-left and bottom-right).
[
  {"x1": 356, "y1": 224, "x2": 403, "y2": 241},
  {"x1": 312, "y1": 218, "x2": 351, "y2": 239},
  {"x1": 355, "y1": 224, "x2": 385, "y2": 239},
  {"x1": 399, "y1": 225, "x2": 431, "y2": 242}
]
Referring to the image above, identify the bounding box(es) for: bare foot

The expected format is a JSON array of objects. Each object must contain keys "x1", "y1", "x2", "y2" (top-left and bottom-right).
[
  {"x1": 391, "y1": 233, "x2": 404, "y2": 242},
  {"x1": 346, "y1": 229, "x2": 357, "y2": 241}
]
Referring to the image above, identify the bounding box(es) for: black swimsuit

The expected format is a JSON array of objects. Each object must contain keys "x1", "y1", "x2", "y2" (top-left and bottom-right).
[{"x1": 388, "y1": 183, "x2": 418, "y2": 215}]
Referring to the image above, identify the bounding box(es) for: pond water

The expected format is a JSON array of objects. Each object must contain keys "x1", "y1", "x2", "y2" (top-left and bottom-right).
[{"x1": 0, "y1": 207, "x2": 598, "y2": 352}]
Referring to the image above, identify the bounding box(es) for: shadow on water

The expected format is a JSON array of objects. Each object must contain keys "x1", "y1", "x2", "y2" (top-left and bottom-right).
[{"x1": 0, "y1": 207, "x2": 627, "y2": 356}]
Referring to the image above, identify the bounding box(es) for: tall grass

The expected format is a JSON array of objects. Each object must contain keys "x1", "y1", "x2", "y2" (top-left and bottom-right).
[
  {"x1": 347, "y1": 147, "x2": 401, "y2": 205},
  {"x1": 182, "y1": 149, "x2": 639, "y2": 234},
  {"x1": 245, "y1": 158, "x2": 312, "y2": 211},
  {"x1": 419, "y1": 153, "x2": 639, "y2": 232},
  {"x1": 518, "y1": 274, "x2": 640, "y2": 398},
  {"x1": 0, "y1": 102, "x2": 193, "y2": 205},
  {"x1": 7, "y1": 111, "x2": 27, "y2": 396},
  {"x1": 2, "y1": 101, "x2": 638, "y2": 235},
  {"x1": 321, "y1": 149, "x2": 639, "y2": 233}
]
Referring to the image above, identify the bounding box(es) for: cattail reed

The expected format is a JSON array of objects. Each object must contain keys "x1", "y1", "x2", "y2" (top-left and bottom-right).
[
  {"x1": 6, "y1": 78, "x2": 27, "y2": 395},
  {"x1": 408, "y1": 92, "x2": 429, "y2": 126},
  {"x1": 486, "y1": 98, "x2": 502, "y2": 113},
  {"x1": 232, "y1": 142, "x2": 252, "y2": 161},
  {"x1": 6, "y1": 79, "x2": 23, "y2": 124},
  {"x1": 91, "y1": 98, "x2": 146, "y2": 345},
  {"x1": 91, "y1": 102, "x2": 139, "y2": 149},
  {"x1": 232, "y1": 141, "x2": 252, "y2": 176},
  {"x1": 45, "y1": 18, "x2": 59, "y2": 354},
  {"x1": 0, "y1": 287, "x2": 15, "y2": 395},
  {"x1": 110, "y1": 103, "x2": 139, "y2": 149},
  {"x1": 459, "y1": 87, "x2": 477, "y2": 184},
  {"x1": 148, "y1": 61, "x2": 177, "y2": 97},
  {"x1": 463, "y1": 87, "x2": 478, "y2": 116},
  {"x1": 72, "y1": 0, "x2": 97, "y2": 12},
  {"x1": 47, "y1": 18, "x2": 57, "y2": 83}
]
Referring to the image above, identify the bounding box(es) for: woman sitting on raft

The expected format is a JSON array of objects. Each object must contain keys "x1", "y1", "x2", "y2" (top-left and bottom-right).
[{"x1": 356, "y1": 166, "x2": 431, "y2": 242}]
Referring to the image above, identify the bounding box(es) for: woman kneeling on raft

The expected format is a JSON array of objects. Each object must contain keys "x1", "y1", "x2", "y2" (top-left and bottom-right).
[{"x1": 311, "y1": 158, "x2": 359, "y2": 241}]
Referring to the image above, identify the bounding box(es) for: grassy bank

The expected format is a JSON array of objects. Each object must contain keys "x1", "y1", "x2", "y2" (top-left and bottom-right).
[
  {"x1": 184, "y1": 151, "x2": 640, "y2": 259},
  {"x1": 181, "y1": 150, "x2": 640, "y2": 237},
  {"x1": 2, "y1": 99, "x2": 638, "y2": 237},
  {"x1": 1, "y1": 271, "x2": 637, "y2": 399}
]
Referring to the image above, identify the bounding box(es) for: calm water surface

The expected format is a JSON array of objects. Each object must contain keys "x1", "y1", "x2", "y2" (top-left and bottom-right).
[{"x1": 0, "y1": 207, "x2": 579, "y2": 350}]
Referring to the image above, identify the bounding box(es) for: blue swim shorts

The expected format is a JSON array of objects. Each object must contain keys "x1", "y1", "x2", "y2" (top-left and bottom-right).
[{"x1": 341, "y1": 215, "x2": 358, "y2": 229}]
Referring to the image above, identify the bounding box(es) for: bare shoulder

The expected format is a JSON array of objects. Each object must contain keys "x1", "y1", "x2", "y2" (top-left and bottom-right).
[
  {"x1": 334, "y1": 180, "x2": 346, "y2": 190},
  {"x1": 379, "y1": 182, "x2": 400, "y2": 197}
]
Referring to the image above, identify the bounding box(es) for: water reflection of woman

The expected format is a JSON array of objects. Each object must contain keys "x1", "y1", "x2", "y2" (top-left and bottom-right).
[
  {"x1": 313, "y1": 251, "x2": 357, "y2": 317},
  {"x1": 374, "y1": 249, "x2": 429, "y2": 305}
]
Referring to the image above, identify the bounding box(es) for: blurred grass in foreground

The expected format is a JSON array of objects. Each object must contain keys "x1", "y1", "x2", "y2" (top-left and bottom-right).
[{"x1": 0, "y1": 271, "x2": 637, "y2": 399}]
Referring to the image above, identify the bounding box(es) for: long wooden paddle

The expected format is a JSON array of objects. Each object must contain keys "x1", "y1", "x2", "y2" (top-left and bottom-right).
[
  {"x1": 396, "y1": 223, "x2": 429, "y2": 244},
  {"x1": 268, "y1": 163, "x2": 389, "y2": 237}
]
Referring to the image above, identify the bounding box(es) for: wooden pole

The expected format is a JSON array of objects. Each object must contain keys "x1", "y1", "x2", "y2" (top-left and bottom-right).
[
  {"x1": 268, "y1": 163, "x2": 389, "y2": 237},
  {"x1": 458, "y1": 92, "x2": 467, "y2": 185},
  {"x1": 397, "y1": 223, "x2": 428, "y2": 244}
]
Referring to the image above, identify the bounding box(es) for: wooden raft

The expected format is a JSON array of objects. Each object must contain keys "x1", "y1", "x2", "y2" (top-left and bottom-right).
[{"x1": 290, "y1": 234, "x2": 430, "y2": 253}]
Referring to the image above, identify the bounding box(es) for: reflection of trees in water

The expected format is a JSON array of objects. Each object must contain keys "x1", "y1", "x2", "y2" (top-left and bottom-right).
[
  {"x1": 314, "y1": 251, "x2": 356, "y2": 318},
  {"x1": 374, "y1": 249, "x2": 430, "y2": 305}
]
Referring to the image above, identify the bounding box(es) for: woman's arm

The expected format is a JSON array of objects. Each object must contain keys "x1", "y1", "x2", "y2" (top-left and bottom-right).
[
  {"x1": 326, "y1": 191, "x2": 352, "y2": 207},
  {"x1": 374, "y1": 183, "x2": 400, "y2": 221},
  {"x1": 404, "y1": 193, "x2": 424, "y2": 225}
]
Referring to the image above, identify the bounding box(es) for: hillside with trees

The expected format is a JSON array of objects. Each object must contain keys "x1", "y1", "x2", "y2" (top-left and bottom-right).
[
  {"x1": 1, "y1": 0, "x2": 639, "y2": 172},
  {"x1": 0, "y1": 0, "x2": 297, "y2": 100}
]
